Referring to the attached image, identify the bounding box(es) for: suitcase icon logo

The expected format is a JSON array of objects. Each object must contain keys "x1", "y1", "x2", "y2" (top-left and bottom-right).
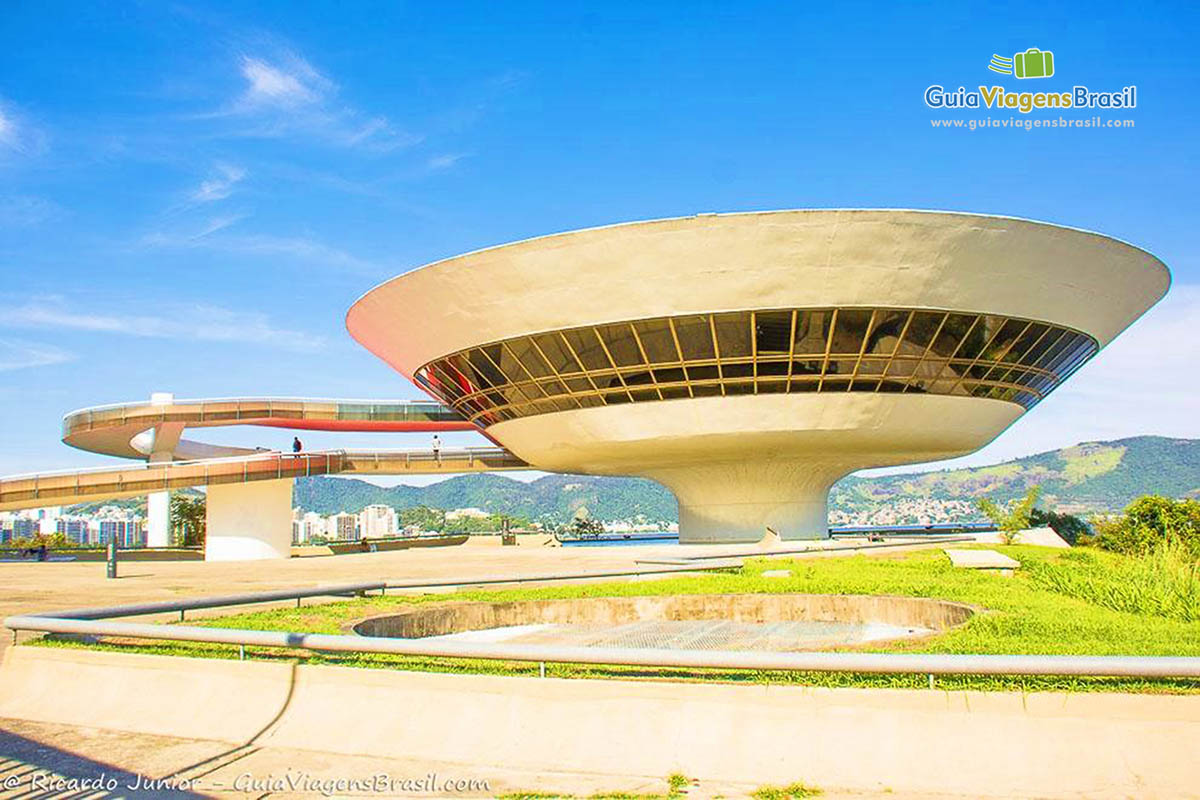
[{"x1": 988, "y1": 48, "x2": 1055, "y2": 79}]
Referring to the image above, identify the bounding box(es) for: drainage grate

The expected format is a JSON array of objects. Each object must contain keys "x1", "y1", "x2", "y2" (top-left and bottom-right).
[{"x1": 487, "y1": 619, "x2": 929, "y2": 651}]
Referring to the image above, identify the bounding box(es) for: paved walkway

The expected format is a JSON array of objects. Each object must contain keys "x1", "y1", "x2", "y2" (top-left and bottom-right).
[{"x1": 0, "y1": 716, "x2": 979, "y2": 799}]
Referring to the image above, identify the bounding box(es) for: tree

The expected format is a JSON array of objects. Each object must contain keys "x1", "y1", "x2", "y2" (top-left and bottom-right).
[
  {"x1": 570, "y1": 506, "x2": 604, "y2": 538},
  {"x1": 1029, "y1": 507, "x2": 1092, "y2": 545},
  {"x1": 399, "y1": 506, "x2": 445, "y2": 532},
  {"x1": 1092, "y1": 495, "x2": 1200, "y2": 560},
  {"x1": 978, "y1": 485, "x2": 1042, "y2": 545},
  {"x1": 170, "y1": 493, "x2": 206, "y2": 547}
]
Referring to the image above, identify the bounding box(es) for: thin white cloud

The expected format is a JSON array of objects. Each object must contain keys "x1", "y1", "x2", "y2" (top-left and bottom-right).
[
  {"x1": 864, "y1": 284, "x2": 1200, "y2": 475},
  {"x1": 4, "y1": 297, "x2": 326, "y2": 352},
  {"x1": 138, "y1": 222, "x2": 383, "y2": 275},
  {"x1": 0, "y1": 338, "x2": 73, "y2": 372},
  {"x1": 237, "y1": 55, "x2": 329, "y2": 109},
  {"x1": 0, "y1": 100, "x2": 47, "y2": 158},
  {"x1": 213, "y1": 52, "x2": 419, "y2": 152},
  {"x1": 0, "y1": 110, "x2": 15, "y2": 148},
  {"x1": 427, "y1": 152, "x2": 470, "y2": 171},
  {"x1": 192, "y1": 213, "x2": 247, "y2": 238},
  {"x1": 0, "y1": 195, "x2": 60, "y2": 227},
  {"x1": 211, "y1": 233, "x2": 383, "y2": 273},
  {"x1": 192, "y1": 162, "x2": 246, "y2": 202}
]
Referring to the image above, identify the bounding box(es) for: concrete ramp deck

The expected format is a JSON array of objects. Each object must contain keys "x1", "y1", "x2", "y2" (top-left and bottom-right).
[
  {"x1": 0, "y1": 446, "x2": 528, "y2": 512},
  {"x1": 0, "y1": 395, "x2": 527, "y2": 513}
]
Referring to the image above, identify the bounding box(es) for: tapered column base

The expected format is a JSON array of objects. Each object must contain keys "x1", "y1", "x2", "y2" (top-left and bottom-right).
[{"x1": 646, "y1": 461, "x2": 839, "y2": 544}]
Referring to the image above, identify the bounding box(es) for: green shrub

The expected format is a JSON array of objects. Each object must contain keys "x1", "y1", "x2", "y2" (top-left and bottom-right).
[
  {"x1": 751, "y1": 782, "x2": 822, "y2": 799},
  {"x1": 1092, "y1": 495, "x2": 1200, "y2": 560},
  {"x1": 666, "y1": 774, "x2": 691, "y2": 794},
  {"x1": 1028, "y1": 539, "x2": 1200, "y2": 622}
]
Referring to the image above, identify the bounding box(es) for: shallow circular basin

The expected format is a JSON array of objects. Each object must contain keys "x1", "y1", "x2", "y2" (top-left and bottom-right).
[{"x1": 353, "y1": 594, "x2": 975, "y2": 652}]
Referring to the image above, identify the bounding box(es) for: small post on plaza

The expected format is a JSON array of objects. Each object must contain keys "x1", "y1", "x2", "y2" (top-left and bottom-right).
[{"x1": 106, "y1": 536, "x2": 118, "y2": 579}]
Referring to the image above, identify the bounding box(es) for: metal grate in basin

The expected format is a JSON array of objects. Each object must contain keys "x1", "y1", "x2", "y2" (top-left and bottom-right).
[{"x1": 497, "y1": 619, "x2": 925, "y2": 652}]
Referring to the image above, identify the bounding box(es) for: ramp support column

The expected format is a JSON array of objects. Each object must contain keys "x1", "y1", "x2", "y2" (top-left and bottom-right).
[
  {"x1": 146, "y1": 391, "x2": 181, "y2": 549},
  {"x1": 146, "y1": 492, "x2": 170, "y2": 548},
  {"x1": 205, "y1": 478, "x2": 295, "y2": 561}
]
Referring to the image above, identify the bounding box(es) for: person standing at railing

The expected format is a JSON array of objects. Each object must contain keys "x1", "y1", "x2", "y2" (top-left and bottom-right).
[
  {"x1": 432, "y1": 434, "x2": 442, "y2": 465},
  {"x1": 292, "y1": 436, "x2": 303, "y2": 454}
]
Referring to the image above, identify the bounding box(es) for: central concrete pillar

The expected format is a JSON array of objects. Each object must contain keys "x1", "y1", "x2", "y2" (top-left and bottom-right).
[
  {"x1": 644, "y1": 461, "x2": 843, "y2": 544},
  {"x1": 205, "y1": 478, "x2": 295, "y2": 561}
]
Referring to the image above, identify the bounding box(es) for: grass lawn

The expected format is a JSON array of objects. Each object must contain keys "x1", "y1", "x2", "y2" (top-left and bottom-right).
[{"x1": 34, "y1": 545, "x2": 1200, "y2": 693}]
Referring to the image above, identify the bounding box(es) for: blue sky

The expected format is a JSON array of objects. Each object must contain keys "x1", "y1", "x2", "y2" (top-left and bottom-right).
[{"x1": 1, "y1": 1, "x2": 1197, "y2": 482}]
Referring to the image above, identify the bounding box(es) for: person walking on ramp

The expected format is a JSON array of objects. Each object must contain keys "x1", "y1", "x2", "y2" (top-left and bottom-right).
[{"x1": 432, "y1": 434, "x2": 442, "y2": 465}]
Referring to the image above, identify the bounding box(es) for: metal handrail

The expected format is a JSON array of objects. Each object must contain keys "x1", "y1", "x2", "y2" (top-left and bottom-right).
[
  {"x1": 8, "y1": 614, "x2": 1200, "y2": 678},
  {"x1": 62, "y1": 396, "x2": 454, "y2": 418},
  {"x1": 0, "y1": 446, "x2": 518, "y2": 482}
]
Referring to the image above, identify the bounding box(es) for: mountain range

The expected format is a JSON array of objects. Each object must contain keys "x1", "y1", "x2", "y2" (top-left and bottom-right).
[{"x1": 291, "y1": 436, "x2": 1200, "y2": 523}]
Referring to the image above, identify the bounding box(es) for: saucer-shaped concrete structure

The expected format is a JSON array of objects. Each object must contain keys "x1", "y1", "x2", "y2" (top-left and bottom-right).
[{"x1": 348, "y1": 209, "x2": 1169, "y2": 544}]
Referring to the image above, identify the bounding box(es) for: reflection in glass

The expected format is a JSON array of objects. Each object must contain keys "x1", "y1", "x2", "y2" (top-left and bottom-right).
[{"x1": 413, "y1": 307, "x2": 1096, "y2": 425}]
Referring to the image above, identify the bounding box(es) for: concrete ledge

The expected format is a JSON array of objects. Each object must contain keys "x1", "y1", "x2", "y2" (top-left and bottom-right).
[
  {"x1": 970, "y1": 527, "x2": 1072, "y2": 548},
  {"x1": 1, "y1": 646, "x2": 1197, "y2": 797},
  {"x1": 0, "y1": 646, "x2": 293, "y2": 744},
  {"x1": 352, "y1": 593, "x2": 976, "y2": 640},
  {"x1": 464, "y1": 533, "x2": 559, "y2": 547}
]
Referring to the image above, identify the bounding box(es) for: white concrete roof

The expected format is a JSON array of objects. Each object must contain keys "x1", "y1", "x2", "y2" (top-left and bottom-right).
[{"x1": 346, "y1": 209, "x2": 1169, "y2": 378}]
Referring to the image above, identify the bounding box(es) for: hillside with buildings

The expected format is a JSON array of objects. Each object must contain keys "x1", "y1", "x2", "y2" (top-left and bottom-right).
[
  {"x1": 293, "y1": 436, "x2": 1198, "y2": 529},
  {"x1": 291, "y1": 472, "x2": 678, "y2": 529},
  {"x1": 5, "y1": 436, "x2": 1194, "y2": 547},
  {"x1": 830, "y1": 435, "x2": 1200, "y2": 520}
]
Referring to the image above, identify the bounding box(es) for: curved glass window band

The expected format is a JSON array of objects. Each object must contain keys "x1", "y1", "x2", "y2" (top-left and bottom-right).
[{"x1": 414, "y1": 308, "x2": 1097, "y2": 426}]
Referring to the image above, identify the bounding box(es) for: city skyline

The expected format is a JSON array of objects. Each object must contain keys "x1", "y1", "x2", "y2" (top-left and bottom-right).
[{"x1": 1, "y1": 1, "x2": 1197, "y2": 484}]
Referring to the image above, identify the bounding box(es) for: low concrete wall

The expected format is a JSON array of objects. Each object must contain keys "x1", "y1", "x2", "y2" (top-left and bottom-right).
[
  {"x1": 291, "y1": 544, "x2": 335, "y2": 557},
  {"x1": 327, "y1": 535, "x2": 469, "y2": 555},
  {"x1": 971, "y1": 526, "x2": 1072, "y2": 548},
  {"x1": 1, "y1": 646, "x2": 1197, "y2": 798},
  {"x1": 39, "y1": 548, "x2": 204, "y2": 562},
  {"x1": 464, "y1": 533, "x2": 559, "y2": 547},
  {"x1": 353, "y1": 593, "x2": 976, "y2": 640},
  {"x1": 0, "y1": 647, "x2": 292, "y2": 744}
]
